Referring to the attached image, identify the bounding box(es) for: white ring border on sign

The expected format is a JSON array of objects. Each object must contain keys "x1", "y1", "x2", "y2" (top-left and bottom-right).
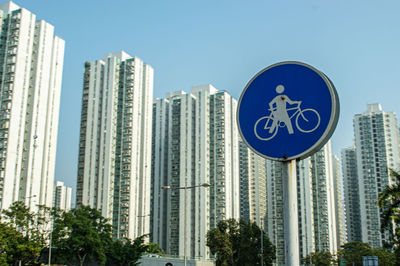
[{"x1": 236, "y1": 61, "x2": 340, "y2": 161}]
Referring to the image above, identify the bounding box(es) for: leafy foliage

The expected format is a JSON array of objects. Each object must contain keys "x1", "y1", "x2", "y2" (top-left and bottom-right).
[
  {"x1": 302, "y1": 251, "x2": 335, "y2": 266},
  {"x1": 50, "y1": 205, "x2": 164, "y2": 266},
  {"x1": 378, "y1": 170, "x2": 400, "y2": 265},
  {"x1": 146, "y1": 241, "x2": 165, "y2": 254},
  {"x1": 337, "y1": 241, "x2": 372, "y2": 265},
  {"x1": 372, "y1": 248, "x2": 397, "y2": 266},
  {"x1": 1, "y1": 202, "x2": 162, "y2": 266},
  {"x1": 51, "y1": 205, "x2": 112, "y2": 265},
  {"x1": 0, "y1": 221, "x2": 28, "y2": 265},
  {"x1": 206, "y1": 218, "x2": 275, "y2": 266},
  {"x1": 0, "y1": 201, "x2": 50, "y2": 265},
  {"x1": 337, "y1": 241, "x2": 395, "y2": 266},
  {"x1": 378, "y1": 170, "x2": 400, "y2": 228},
  {"x1": 105, "y1": 235, "x2": 154, "y2": 266}
]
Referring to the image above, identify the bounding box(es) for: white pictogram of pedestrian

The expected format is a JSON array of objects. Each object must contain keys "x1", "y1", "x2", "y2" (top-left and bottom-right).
[
  {"x1": 269, "y1": 85, "x2": 299, "y2": 134},
  {"x1": 254, "y1": 85, "x2": 321, "y2": 141}
]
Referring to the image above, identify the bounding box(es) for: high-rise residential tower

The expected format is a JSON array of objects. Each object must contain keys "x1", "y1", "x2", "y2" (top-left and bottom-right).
[
  {"x1": 76, "y1": 51, "x2": 153, "y2": 240},
  {"x1": 266, "y1": 142, "x2": 338, "y2": 263},
  {"x1": 309, "y1": 143, "x2": 337, "y2": 254},
  {"x1": 53, "y1": 181, "x2": 72, "y2": 211},
  {"x1": 266, "y1": 160, "x2": 285, "y2": 263},
  {"x1": 0, "y1": 2, "x2": 64, "y2": 211},
  {"x1": 342, "y1": 145, "x2": 362, "y2": 243},
  {"x1": 353, "y1": 103, "x2": 400, "y2": 247},
  {"x1": 332, "y1": 155, "x2": 345, "y2": 249},
  {"x1": 151, "y1": 85, "x2": 239, "y2": 259},
  {"x1": 239, "y1": 139, "x2": 267, "y2": 228}
]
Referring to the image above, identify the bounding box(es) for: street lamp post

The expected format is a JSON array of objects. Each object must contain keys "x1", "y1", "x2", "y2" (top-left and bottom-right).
[{"x1": 162, "y1": 182, "x2": 210, "y2": 266}]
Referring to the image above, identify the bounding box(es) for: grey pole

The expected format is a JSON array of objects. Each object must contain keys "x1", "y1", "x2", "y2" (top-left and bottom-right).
[{"x1": 283, "y1": 160, "x2": 300, "y2": 265}]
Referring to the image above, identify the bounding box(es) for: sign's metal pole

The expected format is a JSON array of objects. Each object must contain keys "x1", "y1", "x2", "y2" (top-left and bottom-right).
[{"x1": 283, "y1": 160, "x2": 300, "y2": 266}]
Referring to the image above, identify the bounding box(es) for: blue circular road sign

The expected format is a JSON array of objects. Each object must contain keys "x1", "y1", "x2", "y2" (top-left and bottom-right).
[{"x1": 237, "y1": 61, "x2": 339, "y2": 161}]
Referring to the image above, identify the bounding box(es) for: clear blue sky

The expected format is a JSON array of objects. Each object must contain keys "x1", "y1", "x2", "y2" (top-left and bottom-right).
[{"x1": 14, "y1": 0, "x2": 400, "y2": 196}]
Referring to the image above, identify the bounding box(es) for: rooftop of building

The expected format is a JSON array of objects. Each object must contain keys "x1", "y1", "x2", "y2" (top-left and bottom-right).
[{"x1": 0, "y1": 1, "x2": 20, "y2": 14}]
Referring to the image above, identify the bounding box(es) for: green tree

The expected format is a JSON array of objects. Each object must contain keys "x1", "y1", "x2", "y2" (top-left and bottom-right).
[
  {"x1": 302, "y1": 251, "x2": 335, "y2": 265},
  {"x1": 378, "y1": 169, "x2": 400, "y2": 265},
  {"x1": 378, "y1": 170, "x2": 400, "y2": 229},
  {"x1": 372, "y1": 248, "x2": 396, "y2": 265},
  {"x1": 145, "y1": 241, "x2": 165, "y2": 255},
  {"x1": 0, "y1": 201, "x2": 49, "y2": 265},
  {"x1": 105, "y1": 235, "x2": 163, "y2": 266},
  {"x1": 337, "y1": 242, "x2": 373, "y2": 266},
  {"x1": 337, "y1": 241, "x2": 395, "y2": 266},
  {"x1": 206, "y1": 218, "x2": 275, "y2": 266},
  {"x1": 51, "y1": 205, "x2": 113, "y2": 266},
  {"x1": 0, "y1": 221, "x2": 25, "y2": 265},
  {"x1": 206, "y1": 219, "x2": 235, "y2": 265}
]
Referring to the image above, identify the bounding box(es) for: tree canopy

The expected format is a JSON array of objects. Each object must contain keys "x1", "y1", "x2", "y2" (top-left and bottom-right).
[
  {"x1": 206, "y1": 218, "x2": 275, "y2": 266},
  {"x1": 105, "y1": 235, "x2": 161, "y2": 266},
  {"x1": 0, "y1": 201, "x2": 50, "y2": 265},
  {"x1": 337, "y1": 241, "x2": 395, "y2": 266},
  {"x1": 302, "y1": 251, "x2": 335, "y2": 266},
  {"x1": 51, "y1": 205, "x2": 112, "y2": 265},
  {"x1": 378, "y1": 169, "x2": 400, "y2": 264},
  {"x1": 0, "y1": 202, "x2": 163, "y2": 266},
  {"x1": 50, "y1": 205, "x2": 164, "y2": 266}
]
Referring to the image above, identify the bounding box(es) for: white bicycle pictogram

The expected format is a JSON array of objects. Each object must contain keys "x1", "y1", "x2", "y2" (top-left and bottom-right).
[{"x1": 253, "y1": 85, "x2": 321, "y2": 141}]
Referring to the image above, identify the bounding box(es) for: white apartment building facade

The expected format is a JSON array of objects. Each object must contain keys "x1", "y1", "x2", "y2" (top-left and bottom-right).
[
  {"x1": 307, "y1": 142, "x2": 337, "y2": 254},
  {"x1": 53, "y1": 181, "x2": 72, "y2": 211},
  {"x1": 151, "y1": 85, "x2": 239, "y2": 259},
  {"x1": 266, "y1": 159, "x2": 285, "y2": 263},
  {"x1": 239, "y1": 139, "x2": 267, "y2": 228},
  {"x1": 342, "y1": 145, "x2": 362, "y2": 243},
  {"x1": 0, "y1": 1, "x2": 64, "y2": 211},
  {"x1": 76, "y1": 51, "x2": 153, "y2": 240},
  {"x1": 353, "y1": 103, "x2": 400, "y2": 248},
  {"x1": 332, "y1": 155, "x2": 345, "y2": 249},
  {"x1": 266, "y1": 142, "x2": 338, "y2": 264}
]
